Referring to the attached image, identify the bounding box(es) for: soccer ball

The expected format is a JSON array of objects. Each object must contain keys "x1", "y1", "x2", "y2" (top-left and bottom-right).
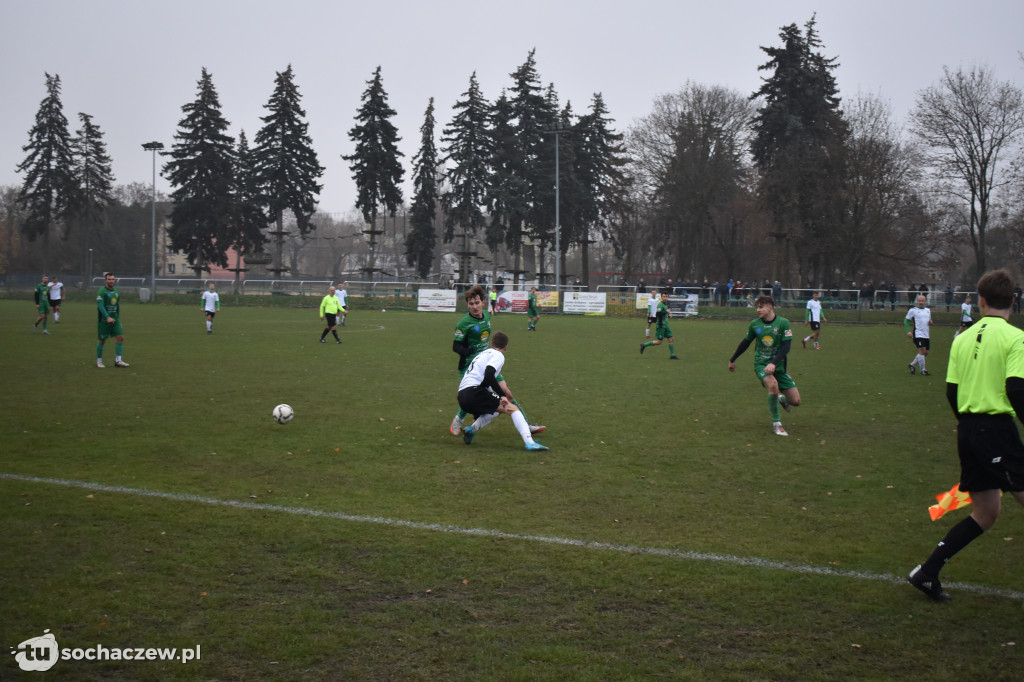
[{"x1": 272, "y1": 403, "x2": 294, "y2": 424}]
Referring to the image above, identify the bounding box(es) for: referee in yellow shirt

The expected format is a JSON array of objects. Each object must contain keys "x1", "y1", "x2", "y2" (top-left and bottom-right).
[{"x1": 909, "y1": 269, "x2": 1024, "y2": 601}]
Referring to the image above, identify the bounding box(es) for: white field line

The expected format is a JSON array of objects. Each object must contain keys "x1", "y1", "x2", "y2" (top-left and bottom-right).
[{"x1": 4, "y1": 472, "x2": 1022, "y2": 602}]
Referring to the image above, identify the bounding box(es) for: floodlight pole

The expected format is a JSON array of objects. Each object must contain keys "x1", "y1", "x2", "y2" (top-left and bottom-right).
[
  {"x1": 142, "y1": 141, "x2": 164, "y2": 301},
  {"x1": 543, "y1": 125, "x2": 568, "y2": 290}
]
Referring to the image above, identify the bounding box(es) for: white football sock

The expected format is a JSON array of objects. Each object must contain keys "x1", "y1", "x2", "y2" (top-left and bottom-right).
[
  {"x1": 511, "y1": 411, "x2": 533, "y2": 443},
  {"x1": 472, "y1": 412, "x2": 498, "y2": 432}
]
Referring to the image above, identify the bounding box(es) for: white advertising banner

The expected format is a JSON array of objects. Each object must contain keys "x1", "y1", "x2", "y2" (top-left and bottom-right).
[
  {"x1": 563, "y1": 291, "x2": 607, "y2": 315},
  {"x1": 417, "y1": 289, "x2": 458, "y2": 312}
]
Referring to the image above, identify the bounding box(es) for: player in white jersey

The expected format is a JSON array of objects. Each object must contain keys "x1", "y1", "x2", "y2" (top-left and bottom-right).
[
  {"x1": 47, "y1": 276, "x2": 64, "y2": 322},
  {"x1": 334, "y1": 285, "x2": 349, "y2": 326},
  {"x1": 955, "y1": 294, "x2": 974, "y2": 338},
  {"x1": 904, "y1": 294, "x2": 933, "y2": 375},
  {"x1": 645, "y1": 290, "x2": 660, "y2": 338},
  {"x1": 201, "y1": 282, "x2": 221, "y2": 334},
  {"x1": 802, "y1": 291, "x2": 827, "y2": 349},
  {"x1": 457, "y1": 331, "x2": 548, "y2": 451}
]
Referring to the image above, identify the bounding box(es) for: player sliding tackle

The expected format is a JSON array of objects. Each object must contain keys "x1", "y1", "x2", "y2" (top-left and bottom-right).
[
  {"x1": 450, "y1": 285, "x2": 545, "y2": 437},
  {"x1": 457, "y1": 331, "x2": 548, "y2": 451}
]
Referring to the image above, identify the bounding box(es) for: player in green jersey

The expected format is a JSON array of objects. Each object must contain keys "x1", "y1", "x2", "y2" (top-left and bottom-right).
[
  {"x1": 33, "y1": 274, "x2": 51, "y2": 334},
  {"x1": 450, "y1": 285, "x2": 545, "y2": 437},
  {"x1": 96, "y1": 272, "x2": 129, "y2": 368},
  {"x1": 728, "y1": 295, "x2": 801, "y2": 436},
  {"x1": 527, "y1": 287, "x2": 540, "y2": 331},
  {"x1": 639, "y1": 291, "x2": 678, "y2": 359}
]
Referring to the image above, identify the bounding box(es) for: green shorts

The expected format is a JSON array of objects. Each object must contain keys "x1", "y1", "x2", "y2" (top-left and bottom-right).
[
  {"x1": 528, "y1": 306, "x2": 539, "y2": 317},
  {"x1": 656, "y1": 324, "x2": 673, "y2": 341},
  {"x1": 756, "y1": 365, "x2": 796, "y2": 391},
  {"x1": 98, "y1": 319, "x2": 124, "y2": 340},
  {"x1": 37, "y1": 303, "x2": 49, "y2": 314}
]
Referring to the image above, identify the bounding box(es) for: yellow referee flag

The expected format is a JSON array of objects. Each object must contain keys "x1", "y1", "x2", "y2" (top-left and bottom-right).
[{"x1": 928, "y1": 483, "x2": 972, "y2": 521}]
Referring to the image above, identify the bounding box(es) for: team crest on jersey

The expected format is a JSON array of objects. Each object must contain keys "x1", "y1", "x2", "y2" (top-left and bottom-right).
[{"x1": 762, "y1": 334, "x2": 775, "y2": 347}]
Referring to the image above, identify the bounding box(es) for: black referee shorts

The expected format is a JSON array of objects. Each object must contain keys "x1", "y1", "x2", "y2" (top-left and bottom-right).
[{"x1": 957, "y1": 414, "x2": 1024, "y2": 493}]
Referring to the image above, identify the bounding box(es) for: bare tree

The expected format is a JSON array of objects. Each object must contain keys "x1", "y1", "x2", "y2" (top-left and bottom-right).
[{"x1": 911, "y1": 65, "x2": 1024, "y2": 277}]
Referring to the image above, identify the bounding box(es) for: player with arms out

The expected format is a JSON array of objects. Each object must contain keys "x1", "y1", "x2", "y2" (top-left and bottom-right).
[
  {"x1": 458, "y1": 331, "x2": 548, "y2": 451},
  {"x1": 33, "y1": 274, "x2": 51, "y2": 334},
  {"x1": 640, "y1": 291, "x2": 679, "y2": 359},
  {"x1": 527, "y1": 287, "x2": 540, "y2": 331},
  {"x1": 905, "y1": 294, "x2": 933, "y2": 375},
  {"x1": 908, "y1": 270, "x2": 1024, "y2": 601},
  {"x1": 802, "y1": 291, "x2": 827, "y2": 349},
  {"x1": 96, "y1": 272, "x2": 129, "y2": 368},
  {"x1": 728, "y1": 294, "x2": 801, "y2": 436},
  {"x1": 450, "y1": 285, "x2": 545, "y2": 437},
  {"x1": 201, "y1": 282, "x2": 221, "y2": 334}
]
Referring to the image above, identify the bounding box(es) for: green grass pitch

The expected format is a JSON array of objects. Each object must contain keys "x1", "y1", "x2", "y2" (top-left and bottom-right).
[{"x1": 2, "y1": 300, "x2": 1022, "y2": 680}]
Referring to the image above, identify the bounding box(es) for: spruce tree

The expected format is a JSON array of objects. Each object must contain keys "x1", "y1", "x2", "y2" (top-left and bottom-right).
[
  {"x1": 70, "y1": 112, "x2": 115, "y2": 244},
  {"x1": 231, "y1": 130, "x2": 268, "y2": 293},
  {"x1": 572, "y1": 93, "x2": 626, "y2": 287},
  {"x1": 485, "y1": 91, "x2": 524, "y2": 269},
  {"x1": 252, "y1": 65, "x2": 324, "y2": 275},
  {"x1": 405, "y1": 98, "x2": 439, "y2": 279},
  {"x1": 751, "y1": 16, "x2": 848, "y2": 283},
  {"x1": 164, "y1": 68, "x2": 237, "y2": 275},
  {"x1": 16, "y1": 73, "x2": 77, "y2": 248},
  {"x1": 441, "y1": 73, "x2": 493, "y2": 282},
  {"x1": 343, "y1": 66, "x2": 405, "y2": 279}
]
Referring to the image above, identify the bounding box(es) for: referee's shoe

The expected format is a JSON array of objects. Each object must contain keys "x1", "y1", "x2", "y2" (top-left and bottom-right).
[{"x1": 908, "y1": 565, "x2": 951, "y2": 602}]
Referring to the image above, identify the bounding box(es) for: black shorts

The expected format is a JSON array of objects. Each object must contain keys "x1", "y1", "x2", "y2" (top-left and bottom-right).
[
  {"x1": 458, "y1": 386, "x2": 501, "y2": 419},
  {"x1": 49, "y1": 298, "x2": 61, "y2": 308},
  {"x1": 809, "y1": 321, "x2": 820, "y2": 331},
  {"x1": 957, "y1": 414, "x2": 1024, "y2": 493},
  {"x1": 914, "y1": 337, "x2": 930, "y2": 350},
  {"x1": 325, "y1": 313, "x2": 338, "y2": 327},
  {"x1": 647, "y1": 315, "x2": 656, "y2": 324},
  {"x1": 204, "y1": 310, "x2": 216, "y2": 318}
]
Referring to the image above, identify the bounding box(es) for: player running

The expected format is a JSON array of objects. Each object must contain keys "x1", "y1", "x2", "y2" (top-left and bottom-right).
[
  {"x1": 727, "y1": 294, "x2": 801, "y2": 436},
  {"x1": 450, "y1": 285, "x2": 545, "y2": 437},
  {"x1": 640, "y1": 291, "x2": 678, "y2": 359}
]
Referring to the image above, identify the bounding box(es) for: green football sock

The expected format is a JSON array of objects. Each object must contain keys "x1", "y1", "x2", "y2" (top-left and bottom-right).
[
  {"x1": 512, "y1": 400, "x2": 528, "y2": 422},
  {"x1": 96, "y1": 343, "x2": 104, "y2": 359},
  {"x1": 115, "y1": 342, "x2": 123, "y2": 357},
  {"x1": 768, "y1": 394, "x2": 781, "y2": 422},
  {"x1": 457, "y1": 409, "x2": 467, "y2": 420},
  {"x1": 642, "y1": 341, "x2": 653, "y2": 348},
  {"x1": 669, "y1": 343, "x2": 675, "y2": 355}
]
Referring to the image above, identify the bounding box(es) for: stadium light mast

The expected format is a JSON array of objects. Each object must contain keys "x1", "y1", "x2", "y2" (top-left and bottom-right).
[
  {"x1": 141, "y1": 141, "x2": 164, "y2": 302},
  {"x1": 542, "y1": 124, "x2": 568, "y2": 291}
]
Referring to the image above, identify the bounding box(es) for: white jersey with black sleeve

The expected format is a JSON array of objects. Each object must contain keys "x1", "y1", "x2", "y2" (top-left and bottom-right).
[{"x1": 458, "y1": 348, "x2": 505, "y2": 393}]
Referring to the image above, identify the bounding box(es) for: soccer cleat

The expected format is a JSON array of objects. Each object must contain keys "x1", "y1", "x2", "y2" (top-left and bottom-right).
[
  {"x1": 462, "y1": 425, "x2": 475, "y2": 445},
  {"x1": 780, "y1": 397, "x2": 792, "y2": 413},
  {"x1": 639, "y1": 343, "x2": 646, "y2": 355},
  {"x1": 320, "y1": 338, "x2": 326, "y2": 343},
  {"x1": 908, "y1": 565, "x2": 951, "y2": 602},
  {"x1": 525, "y1": 441, "x2": 549, "y2": 451},
  {"x1": 909, "y1": 363, "x2": 916, "y2": 375},
  {"x1": 42, "y1": 330, "x2": 51, "y2": 335},
  {"x1": 335, "y1": 339, "x2": 341, "y2": 344},
  {"x1": 114, "y1": 359, "x2": 130, "y2": 368},
  {"x1": 449, "y1": 415, "x2": 463, "y2": 436},
  {"x1": 802, "y1": 338, "x2": 807, "y2": 349},
  {"x1": 96, "y1": 359, "x2": 105, "y2": 368},
  {"x1": 669, "y1": 355, "x2": 679, "y2": 360},
  {"x1": 773, "y1": 423, "x2": 789, "y2": 436},
  {"x1": 32, "y1": 325, "x2": 37, "y2": 333},
  {"x1": 921, "y1": 370, "x2": 931, "y2": 376},
  {"x1": 529, "y1": 424, "x2": 547, "y2": 435}
]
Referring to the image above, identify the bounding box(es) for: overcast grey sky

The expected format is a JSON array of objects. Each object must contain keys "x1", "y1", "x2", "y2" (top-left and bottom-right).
[{"x1": 2, "y1": 0, "x2": 1021, "y2": 217}]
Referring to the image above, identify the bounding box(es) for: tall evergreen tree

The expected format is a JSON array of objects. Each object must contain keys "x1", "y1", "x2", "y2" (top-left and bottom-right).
[
  {"x1": 69, "y1": 112, "x2": 115, "y2": 244},
  {"x1": 343, "y1": 66, "x2": 405, "y2": 279},
  {"x1": 252, "y1": 65, "x2": 324, "y2": 275},
  {"x1": 231, "y1": 130, "x2": 268, "y2": 293},
  {"x1": 16, "y1": 73, "x2": 77, "y2": 248},
  {"x1": 405, "y1": 98, "x2": 440, "y2": 279},
  {"x1": 485, "y1": 91, "x2": 525, "y2": 274},
  {"x1": 750, "y1": 15, "x2": 848, "y2": 284},
  {"x1": 573, "y1": 93, "x2": 627, "y2": 287},
  {"x1": 163, "y1": 68, "x2": 237, "y2": 276},
  {"x1": 441, "y1": 73, "x2": 493, "y2": 281}
]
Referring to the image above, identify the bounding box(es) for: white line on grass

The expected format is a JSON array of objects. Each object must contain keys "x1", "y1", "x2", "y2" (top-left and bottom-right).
[{"x1": 4, "y1": 472, "x2": 1022, "y2": 602}]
